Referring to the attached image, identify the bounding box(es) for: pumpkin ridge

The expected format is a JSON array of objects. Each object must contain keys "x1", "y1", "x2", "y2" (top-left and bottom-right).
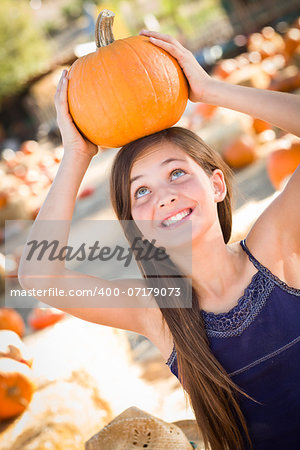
[
  {"x1": 159, "y1": 54, "x2": 177, "y2": 126},
  {"x1": 89, "y1": 51, "x2": 113, "y2": 141},
  {"x1": 117, "y1": 38, "x2": 161, "y2": 136},
  {"x1": 77, "y1": 57, "x2": 101, "y2": 139},
  {"x1": 120, "y1": 38, "x2": 159, "y2": 109},
  {"x1": 101, "y1": 44, "x2": 137, "y2": 143},
  {"x1": 68, "y1": 58, "x2": 100, "y2": 141},
  {"x1": 132, "y1": 37, "x2": 177, "y2": 123},
  {"x1": 108, "y1": 41, "x2": 142, "y2": 140},
  {"x1": 123, "y1": 37, "x2": 183, "y2": 128}
]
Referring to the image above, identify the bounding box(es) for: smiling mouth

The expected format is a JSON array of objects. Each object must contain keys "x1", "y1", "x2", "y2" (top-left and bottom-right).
[{"x1": 161, "y1": 208, "x2": 194, "y2": 228}]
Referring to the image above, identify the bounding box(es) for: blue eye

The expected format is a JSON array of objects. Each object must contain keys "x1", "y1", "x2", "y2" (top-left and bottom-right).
[
  {"x1": 135, "y1": 186, "x2": 150, "y2": 199},
  {"x1": 171, "y1": 169, "x2": 185, "y2": 180},
  {"x1": 134, "y1": 169, "x2": 186, "y2": 200}
]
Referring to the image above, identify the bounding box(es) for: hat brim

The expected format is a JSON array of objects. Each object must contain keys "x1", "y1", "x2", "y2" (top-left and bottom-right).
[{"x1": 172, "y1": 420, "x2": 204, "y2": 448}]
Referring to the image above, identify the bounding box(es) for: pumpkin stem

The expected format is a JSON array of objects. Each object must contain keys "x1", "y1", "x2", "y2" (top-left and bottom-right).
[{"x1": 95, "y1": 9, "x2": 115, "y2": 48}]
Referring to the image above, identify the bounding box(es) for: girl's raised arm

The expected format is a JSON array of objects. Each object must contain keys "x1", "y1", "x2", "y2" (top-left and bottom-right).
[
  {"x1": 202, "y1": 81, "x2": 300, "y2": 138},
  {"x1": 18, "y1": 70, "x2": 99, "y2": 279},
  {"x1": 17, "y1": 70, "x2": 154, "y2": 336},
  {"x1": 140, "y1": 30, "x2": 300, "y2": 138}
]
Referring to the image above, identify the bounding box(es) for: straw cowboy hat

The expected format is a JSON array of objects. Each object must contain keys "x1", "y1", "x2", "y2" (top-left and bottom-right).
[{"x1": 85, "y1": 406, "x2": 204, "y2": 449}]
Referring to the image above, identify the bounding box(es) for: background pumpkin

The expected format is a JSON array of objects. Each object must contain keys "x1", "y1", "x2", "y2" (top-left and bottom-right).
[
  {"x1": 222, "y1": 134, "x2": 257, "y2": 169},
  {"x1": 67, "y1": 10, "x2": 188, "y2": 148},
  {"x1": 0, "y1": 357, "x2": 35, "y2": 420},
  {"x1": 212, "y1": 58, "x2": 238, "y2": 79},
  {"x1": 28, "y1": 308, "x2": 65, "y2": 331},
  {"x1": 0, "y1": 308, "x2": 25, "y2": 337},
  {"x1": 252, "y1": 118, "x2": 272, "y2": 134},
  {"x1": 20, "y1": 140, "x2": 39, "y2": 155},
  {"x1": 267, "y1": 142, "x2": 300, "y2": 189},
  {"x1": 194, "y1": 103, "x2": 218, "y2": 120},
  {"x1": 0, "y1": 192, "x2": 8, "y2": 209},
  {"x1": 268, "y1": 71, "x2": 300, "y2": 93}
]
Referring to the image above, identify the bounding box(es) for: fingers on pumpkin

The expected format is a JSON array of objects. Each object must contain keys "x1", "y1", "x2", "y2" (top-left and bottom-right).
[
  {"x1": 56, "y1": 71, "x2": 66, "y2": 92},
  {"x1": 57, "y1": 71, "x2": 68, "y2": 93},
  {"x1": 56, "y1": 75, "x2": 70, "y2": 116},
  {"x1": 141, "y1": 30, "x2": 179, "y2": 45},
  {"x1": 150, "y1": 37, "x2": 185, "y2": 64},
  {"x1": 55, "y1": 79, "x2": 64, "y2": 107}
]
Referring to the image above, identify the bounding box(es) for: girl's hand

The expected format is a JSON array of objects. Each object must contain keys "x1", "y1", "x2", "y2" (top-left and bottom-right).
[
  {"x1": 55, "y1": 70, "x2": 99, "y2": 159},
  {"x1": 139, "y1": 30, "x2": 213, "y2": 103}
]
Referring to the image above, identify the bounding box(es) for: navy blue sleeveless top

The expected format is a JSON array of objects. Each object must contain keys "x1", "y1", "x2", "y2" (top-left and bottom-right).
[{"x1": 166, "y1": 239, "x2": 300, "y2": 449}]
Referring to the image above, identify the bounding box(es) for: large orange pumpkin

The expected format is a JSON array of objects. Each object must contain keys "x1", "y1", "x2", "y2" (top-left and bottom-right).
[
  {"x1": 0, "y1": 308, "x2": 25, "y2": 337},
  {"x1": 0, "y1": 358, "x2": 35, "y2": 419},
  {"x1": 267, "y1": 142, "x2": 300, "y2": 189},
  {"x1": 68, "y1": 10, "x2": 188, "y2": 148}
]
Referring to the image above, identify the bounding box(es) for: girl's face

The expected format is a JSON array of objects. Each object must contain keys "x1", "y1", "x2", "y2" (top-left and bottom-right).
[{"x1": 129, "y1": 142, "x2": 226, "y2": 250}]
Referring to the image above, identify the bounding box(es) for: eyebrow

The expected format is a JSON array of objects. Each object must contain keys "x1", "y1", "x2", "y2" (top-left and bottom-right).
[{"x1": 130, "y1": 158, "x2": 186, "y2": 185}]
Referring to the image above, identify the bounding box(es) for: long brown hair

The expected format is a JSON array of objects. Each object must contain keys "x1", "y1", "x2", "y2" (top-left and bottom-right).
[{"x1": 110, "y1": 127, "x2": 256, "y2": 450}]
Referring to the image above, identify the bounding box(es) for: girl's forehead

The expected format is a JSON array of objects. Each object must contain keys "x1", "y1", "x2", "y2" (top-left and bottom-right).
[{"x1": 132, "y1": 143, "x2": 189, "y2": 168}]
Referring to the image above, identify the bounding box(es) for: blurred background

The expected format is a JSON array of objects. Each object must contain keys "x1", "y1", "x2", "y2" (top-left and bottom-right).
[{"x1": 0, "y1": 1, "x2": 300, "y2": 448}]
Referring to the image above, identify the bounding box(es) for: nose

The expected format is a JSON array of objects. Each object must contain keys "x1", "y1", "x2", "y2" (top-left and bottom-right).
[{"x1": 159, "y1": 192, "x2": 177, "y2": 208}]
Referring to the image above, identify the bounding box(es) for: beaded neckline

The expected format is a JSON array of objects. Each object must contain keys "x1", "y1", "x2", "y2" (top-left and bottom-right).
[{"x1": 200, "y1": 270, "x2": 273, "y2": 338}]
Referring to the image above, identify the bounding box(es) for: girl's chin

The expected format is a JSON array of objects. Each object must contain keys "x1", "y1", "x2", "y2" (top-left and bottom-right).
[{"x1": 150, "y1": 220, "x2": 197, "y2": 250}]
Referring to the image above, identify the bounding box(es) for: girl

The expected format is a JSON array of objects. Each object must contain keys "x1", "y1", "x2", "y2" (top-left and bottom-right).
[{"x1": 19, "y1": 31, "x2": 300, "y2": 450}]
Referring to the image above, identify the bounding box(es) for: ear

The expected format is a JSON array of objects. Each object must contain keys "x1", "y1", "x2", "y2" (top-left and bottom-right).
[{"x1": 210, "y1": 169, "x2": 227, "y2": 203}]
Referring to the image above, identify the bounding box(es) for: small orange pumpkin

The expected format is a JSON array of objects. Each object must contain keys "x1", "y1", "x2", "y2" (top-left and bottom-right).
[
  {"x1": 0, "y1": 192, "x2": 8, "y2": 209},
  {"x1": 28, "y1": 308, "x2": 65, "y2": 330},
  {"x1": 283, "y1": 28, "x2": 300, "y2": 62},
  {"x1": 0, "y1": 358, "x2": 35, "y2": 419},
  {"x1": 68, "y1": 10, "x2": 188, "y2": 148},
  {"x1": 252, "y1": 118, "x2": 272, "y2": 134},
  {"x1": 268, "y1": 71, "x2": 300, "y2": 93},
  {"x1": 31, "y1": 207, "x2": 40, "y2": 220},
  {"x1": 267, "y1": 143, "x2": 300, "y2": 189},
  {"x1": 194, "y1": 103, "x2": 218, "y2": 119},
  {"x1": 0, "y1": 330, "x2": 33, "y2": 368},
  {"x1": 222, "y1": 135, "x2": 257, "y2": 169},
  {"x1": 0, "y1": 308, "x2": 25, "y2": 337},
  {"x1": 78, "y1": 186, "x2": 96, "y2": 199},
  {"x1": 212, "y1": 59, "x2": 238, "y2": 79}
]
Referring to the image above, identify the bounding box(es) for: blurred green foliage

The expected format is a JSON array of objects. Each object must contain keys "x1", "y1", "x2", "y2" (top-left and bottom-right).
[
  {"x1": 158, "y1": 0, "x2": 225, "y2": 39},
  {"x1": 61, "y1": 1, "x2": 85, "y2": 21},
  {"x1": 0, "y1": 0, "x2": 51, "y2": 105}
]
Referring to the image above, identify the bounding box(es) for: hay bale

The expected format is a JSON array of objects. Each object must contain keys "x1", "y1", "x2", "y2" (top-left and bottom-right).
[
  {"x1": 0, "y1": 316, "x2": 160, "y2": 449},
  {"x1": 0, "y1": 370, "x2": 112, "y2": 450},
  {"x1": 21, "y1": 316, "x2": 159, "y2": 415},
  {"x1": 0, "y1": 317, "x2": 145, "y2": 450}
]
